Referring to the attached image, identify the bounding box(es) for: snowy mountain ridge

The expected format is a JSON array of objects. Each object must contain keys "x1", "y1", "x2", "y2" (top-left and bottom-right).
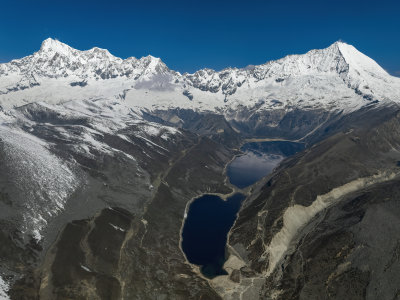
[{"x1": 0, "y1": 38, "x2": 399, "y2": 113}]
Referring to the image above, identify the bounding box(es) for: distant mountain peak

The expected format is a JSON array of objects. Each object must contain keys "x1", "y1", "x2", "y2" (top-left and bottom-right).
[
  {"x1": 335, "y1": 41, "x2": 389, "y2": 76},
  {"x1": 25, "y1": 38, "x2": 392, "y2": 81},
  {"x1": 37, "y1": 38, "x2": 168, "y2": 68},
  {"x1": 40, "y1": 38, "x2": 73, "y2": 55},
  {"x1": 331, "y1": 40, "x2": 349, "y2": 46}
]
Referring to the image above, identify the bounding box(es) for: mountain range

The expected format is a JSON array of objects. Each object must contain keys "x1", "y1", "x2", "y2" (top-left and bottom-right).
[{"x1": 1, "y1": 38, "x2": 399, "y2": 113}]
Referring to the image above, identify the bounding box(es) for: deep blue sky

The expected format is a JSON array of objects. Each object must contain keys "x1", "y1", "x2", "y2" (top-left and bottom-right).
[{"x1": 1, "y1": 0, "x2": 399, "y2": 75}]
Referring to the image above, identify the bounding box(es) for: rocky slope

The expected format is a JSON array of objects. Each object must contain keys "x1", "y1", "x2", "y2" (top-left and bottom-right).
[
  {"x1": 0, "y1": 97, "x2": 219, "y2": 299},
  {"x1": 224, "y1": 107, "x2": 400, "y2": 300}
]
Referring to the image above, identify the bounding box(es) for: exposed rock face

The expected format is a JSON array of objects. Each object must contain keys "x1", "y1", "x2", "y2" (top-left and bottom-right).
[
  {"x1": 225, "y1": 108, "x2": 400, "y2": 299},
  {"x1": 10, "y1": 137, "x2": 232, "y2": 300},
  {"x1": 267, "y1": 178, "x2": 400, "y2": 300},
  {"x1": 0, "y1": 98, "x2": 211, "y2": 299},
  {"x1": 0, "y1": 38, "x2": 171, "y2": 83}
]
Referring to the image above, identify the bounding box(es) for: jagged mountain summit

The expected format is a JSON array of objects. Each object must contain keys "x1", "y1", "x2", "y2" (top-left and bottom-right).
[{"x1": 1, "y1": 38, "x2": 399, "y2": 113}]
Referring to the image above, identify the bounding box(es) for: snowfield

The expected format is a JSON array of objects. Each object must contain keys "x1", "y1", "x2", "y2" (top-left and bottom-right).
[
  {"x1": 0, "y1": 276, "x2": 9, "y2": 300},
  {"x1": 0, "y1": 124, "x2": 79, "y2": 241}
]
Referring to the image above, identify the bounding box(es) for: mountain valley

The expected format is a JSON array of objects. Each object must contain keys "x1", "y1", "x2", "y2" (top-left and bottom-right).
[{"x1": 0, "y1": 39, "x2": 400, "y2": 300}]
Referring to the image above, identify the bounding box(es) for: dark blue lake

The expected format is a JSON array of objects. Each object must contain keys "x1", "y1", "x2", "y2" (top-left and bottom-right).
[
  {"x1": 227, "y1": 141, "x2": 305, "y2": 188},
  {"x1": 181, "y1": 141, "x2": 304, "y2": 278},
  {"x1": 181, "y1": 193, "x2": 245, "y2": 278}
]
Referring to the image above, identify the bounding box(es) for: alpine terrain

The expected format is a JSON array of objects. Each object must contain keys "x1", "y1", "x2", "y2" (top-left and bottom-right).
[{"x1": 0, "y1": 38, "x2": 400, "y2": 300}]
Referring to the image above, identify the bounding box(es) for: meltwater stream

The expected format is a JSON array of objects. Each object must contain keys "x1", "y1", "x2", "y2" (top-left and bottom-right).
[{"x1": 182, "y1": 141, "x2": 304, "y2": 278}]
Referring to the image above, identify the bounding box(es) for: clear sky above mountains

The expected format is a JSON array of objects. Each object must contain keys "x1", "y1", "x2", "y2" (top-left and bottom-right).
[{"x1": 1, "y1": 0, "x2": 399, "y2": 75}]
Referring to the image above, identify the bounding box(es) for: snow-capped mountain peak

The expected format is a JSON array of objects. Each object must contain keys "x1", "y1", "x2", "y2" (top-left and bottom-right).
[
  {"x1": 39, "y1": 38, "x2": 74, "y2": 56},
  {"x1": 336, "y1": 42, "x2": 389, "y2": 76},
  {"x1": 39, "y1": 37, "x2": 119, "y2": 62}
]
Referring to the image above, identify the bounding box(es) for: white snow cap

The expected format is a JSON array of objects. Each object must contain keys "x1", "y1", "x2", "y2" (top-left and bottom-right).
[
  {"x1": 336, "y1": 41, "x2": 389, "y2": 76},
  {"x1": 0, "y1": 276, "x2": 10, "y2": 300},
  {"x1": 40, "y1": 38, "x2": 74, "y2": 55}
]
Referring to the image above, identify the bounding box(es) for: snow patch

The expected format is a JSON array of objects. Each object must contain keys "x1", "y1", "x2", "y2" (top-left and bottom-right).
[
  {"x1": 0, "y1": 276, "x2": 10, "y2": 300},
  {"x1": 136, "y1": 135, "x2": 168, "y2": 152},
  {"x1": 80, "y1": 264, "x2": 92, "y2": 272},
  {"x1": 109, "y1": 223, "x2": 125, "y2": 232},
  {"x1": 0, "y1": 125, "x2": 78, "y2": 240}
]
